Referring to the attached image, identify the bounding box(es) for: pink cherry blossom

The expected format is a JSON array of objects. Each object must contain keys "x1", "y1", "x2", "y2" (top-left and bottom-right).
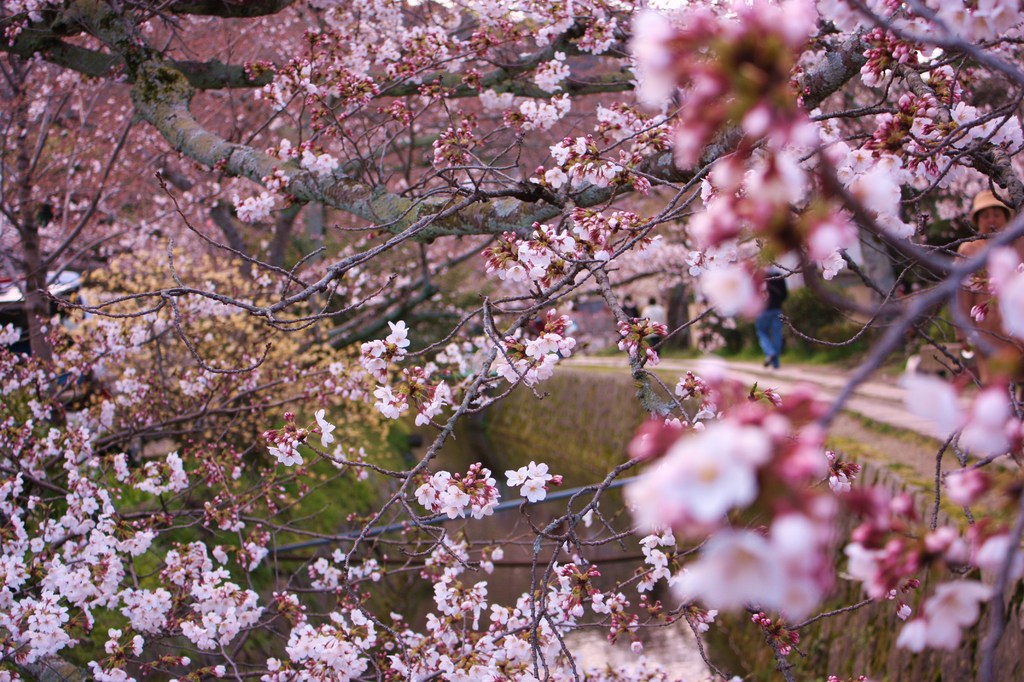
[{"x1": 897, "y1": 581, "x2": 992, "y2": 651}]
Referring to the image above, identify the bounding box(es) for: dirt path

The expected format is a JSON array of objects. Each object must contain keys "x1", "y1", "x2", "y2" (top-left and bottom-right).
[{"x1": 565, "y1": 356, "x2": 950, "y2": 489}]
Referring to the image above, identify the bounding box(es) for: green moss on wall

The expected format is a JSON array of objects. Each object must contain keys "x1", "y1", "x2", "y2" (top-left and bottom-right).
[{"x1": 480, "y1": 368, "x2": 648, "y2": 486}]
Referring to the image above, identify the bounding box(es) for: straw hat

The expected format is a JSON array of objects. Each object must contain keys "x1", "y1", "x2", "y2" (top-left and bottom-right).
[{"x1": 970, "y1": 190, "x2": 1012, "y2": 225}]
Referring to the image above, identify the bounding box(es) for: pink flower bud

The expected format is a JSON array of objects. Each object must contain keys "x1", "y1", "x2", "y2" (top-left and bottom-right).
[
  {"x1": 945, "y1": 469, "x2": 989, "y2": 506},
  {"x1": 627, "y1": 419, "x2": 683, "y2": 461}
]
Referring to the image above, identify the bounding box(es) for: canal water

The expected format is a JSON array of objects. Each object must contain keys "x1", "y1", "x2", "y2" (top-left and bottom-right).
[{"x1": 416, "y1": 416, "x2": 712, "y2": 680}]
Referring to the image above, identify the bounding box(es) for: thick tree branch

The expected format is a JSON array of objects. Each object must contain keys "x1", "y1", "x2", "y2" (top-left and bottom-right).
[
  {"x1": 20, "y1": 656, "x2": 88, "y2": 682},
  {"x1": 160, "y1": 0, "x2": 295, "y2": 18},
  {"x1": 62, "y1": 0, "x2": 873, "y2": 244},
  {"x1": 797, "y1": 32, "x2": 869, "y2": 110},
  {"x1": 2, "y1": 26, "x2": 271, "y2": 89}
]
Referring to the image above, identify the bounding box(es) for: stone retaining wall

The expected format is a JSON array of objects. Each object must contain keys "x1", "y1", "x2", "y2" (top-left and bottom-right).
[{"x1": 480, "y1": 368, "x2": 1024, "y2": 681}]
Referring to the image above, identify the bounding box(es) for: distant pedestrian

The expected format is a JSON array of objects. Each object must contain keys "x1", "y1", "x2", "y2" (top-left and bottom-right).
[
  {"x1": 641, "y1": 296, "x2": 668, "y2": 346},
  {"x1": 622, "y1": 294, "x2": 641, "y2": 319},
  {"x1": 756, "y1": 271, "x2": 787, "y2": 368}
]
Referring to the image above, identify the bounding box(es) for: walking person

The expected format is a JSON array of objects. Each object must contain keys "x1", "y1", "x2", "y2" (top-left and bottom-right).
[
  {"x1": 622, "y1": 294, "x2": 641, "y2": 320},
  {"x1": 756, "y1": 271, "x2": 787, "y2": 368},
  {"x1": 641, "y1": 296, "x2": 668, "y2": 346}
]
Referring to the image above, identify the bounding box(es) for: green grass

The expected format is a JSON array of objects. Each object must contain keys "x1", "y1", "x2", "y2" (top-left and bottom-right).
[{"x1": 848, "y1": 412, "x2": 944, "y2": 448}]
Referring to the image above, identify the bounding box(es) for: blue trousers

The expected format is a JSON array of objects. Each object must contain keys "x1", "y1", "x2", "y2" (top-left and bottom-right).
[{"x1": 756, "y1": 308, "x2": 783, "y2": 367}]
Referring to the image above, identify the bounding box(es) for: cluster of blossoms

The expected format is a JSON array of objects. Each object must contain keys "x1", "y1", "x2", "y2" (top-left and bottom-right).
[
  {"x1": 359, "y1": 320, "x2": 411, "y2": 382},
  {"x1": 483, "y1": 225, "x2": 575, "y2": 285},
  {"x1": 553, "y1": 562, "x2": 602, "y2": 619},
  {"x1": 300, "y1": 148, "x2": 340, "y2": 179},
  {"x1": 264, "y1": 608, "x2": 375, "y2": 680},
  {"x1": 114, "y1": 450, "x2": 189, "y2": 496},
  {"x1": 595, "y1": 103, "x2": 670, "y2": 148},
  {"x1": 415, "y1": 463, "x2": 500, "y2": 519},
  {"x1": 232, "y1": 191, "x2": 277, "y2": 223},
  {"x1": 860, "y1": 27, "x2": 918, "y2": 88},
  {"x1": 507, "y1": 94, "x2": 572, "y2": 131},
  {"x1": 901, "y1": 371, "x2": 1023, "y2": 457},
  {"x1": 357, "y1": 321, "x2": 459, "y2": 424},
  {"x1": 674, "y1": 370, "x2": 718, "y2": 425},
  {"x1": 505, "y1": 461, "x2": 561, "y2": 503},
  {"x1": 751, "y1": 612, "x2": 800, "y2": 657},
  {"x1": 179, "y1": 568, "x2": 263, "y2": 650},
  {"x1": 255, "y1": 33, "x2": 379, "y2": 111},
  {"x1": 372, "y1": 366, "x2": 452, "y2": 424},
  {"x1": 627, "y1": 371, "x2": 837, "y2": 620},
  {"x1": 533, "y1": 51, "x2": 570, "y2": 93},
  {"x1": 432, "y1": 115, "x2": 478, "y2": 169},
  {"x1": 262, "y1": 412, "x2": 310, "y2": 467},
  {"x1": 309, "y1": 551, "x2": 382, "y2": 591},
  {"x1": 571, "y1": 208, "x2": 653, "y2": 261},
  {"x1": 683, "y1": 603, "x2": 719, "y2": 635},
  {"x1": 259, "y1": 410, "x2": 337, "y2": 468},
  {"x1": 2, "y1": 590, "x2": 74, "y2": 664},
  {"x1": 974, "y1": 247, "x2": 1024, "y2": 342},
  {"x1": 617, "y1": 318, "x2": 668, "y2": 365},
  {"x1": 841, "y1": 485, "x2": 1011, "y2": 650},
  {"x1": 825, "y1": 450, "x2": 861, "y2": 494},
  {"x1": 632, "y1": 1, "x2": 817, "y2": 166},
  {"x1": 405, "y1": 368, "x2": 452, "y2": 426},
  {"x1": 483, "y1": 211, "x2": 654, "y2": 289},
  {"x1": 493, "y1": 310, "x2": 576, "y2": 387},
  {"x1": 637, "y1": 531, "x2": 676, "y2": 592},
  {"x1": 0, "y1": 323, "x2": 21, "y2": 346},
  {"x1": 537, "y1": 134, "x2": 651, "y2": 194}
]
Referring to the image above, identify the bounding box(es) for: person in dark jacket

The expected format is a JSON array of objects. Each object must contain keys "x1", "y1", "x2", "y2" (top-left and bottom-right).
[
  {"x1": 756, "y1": 272, "x2": 787, "y2": 368},
  {"x1": 622, "y1": 294, "x2": 641, "y2": 320}
]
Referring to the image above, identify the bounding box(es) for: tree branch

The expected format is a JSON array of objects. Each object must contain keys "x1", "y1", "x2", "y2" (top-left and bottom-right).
[
  {"x1": 64, "y1": 0, "x2": 874, "y2": 244},
  {"x1": 2, "y1": 26, "x2": 271, "y2": 89},
  {"x1": 160, "y1": 0, "x2": 296, "y2": 18}
]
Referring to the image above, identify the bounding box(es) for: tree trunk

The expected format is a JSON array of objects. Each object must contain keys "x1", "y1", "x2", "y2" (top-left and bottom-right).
[
  {"x1": 12, "y1": 62, "x2": 53, "y2": 362},
  {"x1": 20, "y1": 220, "x2": 54, "y2": 362}
]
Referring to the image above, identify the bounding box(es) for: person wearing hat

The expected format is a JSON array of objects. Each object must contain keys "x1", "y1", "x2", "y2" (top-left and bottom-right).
[
  {"x1": 956, "y1": 189, "x2": 1023, "y2": 383},
  {"x1": 962, "y1": 190, "x2": 1013, "y2": 255}
]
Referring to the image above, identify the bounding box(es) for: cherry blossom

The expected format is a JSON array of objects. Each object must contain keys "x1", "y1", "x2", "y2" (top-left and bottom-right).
[
  {"x1": 232, "y1": 192, "x2": 277, "y2": 223},
  {"x1": 314, "y1": 409, "x2": 336, "y2": 447},
  {"x1": 4, "y1": 0, "x2": 1024, "y2": 677},
  {"x1": 505, "y1": 461, "x2": 560, "y2": 503},
  {"x1": 896, "y1": 581, "x2": 992, "y2": 651}
]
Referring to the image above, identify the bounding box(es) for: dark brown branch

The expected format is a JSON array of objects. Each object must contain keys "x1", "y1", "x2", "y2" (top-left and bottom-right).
[
  {"x1": 160, "y1": 0, "x2": 295, "y2": 18},
  {"x1": 2, "y1": 26, "x2": 271, "y2": 89}
]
